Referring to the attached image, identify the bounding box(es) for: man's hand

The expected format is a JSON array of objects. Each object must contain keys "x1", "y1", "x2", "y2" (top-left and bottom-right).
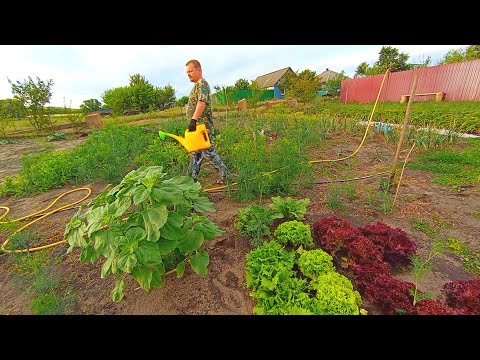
[{"x1": 188, "y1": 118, "x2": 197, "y2": 132}]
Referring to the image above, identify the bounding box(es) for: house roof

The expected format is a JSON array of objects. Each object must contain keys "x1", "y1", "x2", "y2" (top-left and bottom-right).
[
  {"x1": 254, "y1": 67, "x2": 293, "y2": 88},
  {"x1": 317, "y1": 68, "x2": 342, "y2": 83}
]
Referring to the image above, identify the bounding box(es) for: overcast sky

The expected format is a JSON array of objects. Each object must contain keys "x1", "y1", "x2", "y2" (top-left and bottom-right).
[{"x1": 0, "y1": 45, "x2": 465, "y2": 108}]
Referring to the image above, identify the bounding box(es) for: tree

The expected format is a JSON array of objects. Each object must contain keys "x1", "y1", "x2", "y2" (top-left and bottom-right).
[
  {"x1": 0, "y1": 98, "x2": 26, "y2": 119},
  {"x1": 438, "y1": 45, "x2": 480, "y2": 64},
  {"x1": 80, "y1": 98, "x2": 102, "y2": 114},
  {"x1": 325, "y1": 71, "x2": 348, "y2": 95},
  {"x1": 8, "y1": 76, "x2": 54, "y2": 131},
  {"x1": 287, "y1": 69, "x2": 321, "y2": 102},
  {"x1": 355, "y1": 62, "x2": 370, "y2": 77},
  {"x1": 298, "y1": 69, "x2": 317, "y2": 81},
  {"x1": 102, "y1": 76, "x2": 176, "y2": 114},
  {"x1": 374, "y1": 46, "x2": 411, "y2": 73},
  {"x1": 234, "y1": 78, "x2": 251, "y2": 91},
  {"x1": 129, "y1": 73, "x2": 149, "y2": 86},
  {"x1": 277, "y1": 71, "x2": 297, "y2": 95},
  {"x1": 213, "y1": 85, "x2": 236, "y2": 108},
  {"x1": 153, "y1": 85, "x2": 176, "y2": 111},
  {"x1": 176, "y1": 96, "x2": 189, "y2": 107},
  {"x1": 355, "y1": 46, "x2": 412, "y2": 76}
]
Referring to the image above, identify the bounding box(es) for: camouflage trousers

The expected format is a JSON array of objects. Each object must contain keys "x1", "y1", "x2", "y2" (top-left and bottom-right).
[{"x1": 188, "y1": 133, "x2": 230, "y2": 182}]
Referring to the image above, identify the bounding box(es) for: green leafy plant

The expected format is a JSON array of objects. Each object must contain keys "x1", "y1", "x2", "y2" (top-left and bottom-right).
[
  {"x1": 410, "y1": 238, "x2": 445, "y2": 305},
  {"x1": 268, "y1": 196, "x2": 310, "y2": 220},
  {"x1": 309, "y1": 272, "x2": 362, "y2": 315},
  {"x1": 234, "y1": 204, "x2": 282, "y2": 246},
  {"x1": 298, "y1": 249, "x2": 335, "y2": 279},
  {"x1": 274, "y1": 220, "x2": 313, "y2": 247},
  {"x1": 46, "y1": 132, "x2": 67, "y2": 141},
  {"x1": 445, "y1": 236, "x2": 480, "y2": 277},
  {"x1": 64, "y1": 166, "x2": 224, "y2": 302}
]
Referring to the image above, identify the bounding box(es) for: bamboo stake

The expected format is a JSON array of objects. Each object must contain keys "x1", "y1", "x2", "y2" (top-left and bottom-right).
[{"x1": 389, "y1": 73, "x2": 419, "y2": 186}]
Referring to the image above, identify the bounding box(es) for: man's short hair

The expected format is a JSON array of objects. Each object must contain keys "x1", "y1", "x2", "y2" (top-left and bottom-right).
[{"x1": 186, "y1": 59, "x2": 201, "y2": 69}]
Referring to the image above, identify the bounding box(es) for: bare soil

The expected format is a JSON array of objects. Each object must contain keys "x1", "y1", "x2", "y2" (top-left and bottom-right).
[{"x1": 1, "y1": 132, "x2": 478, "y2": 315}]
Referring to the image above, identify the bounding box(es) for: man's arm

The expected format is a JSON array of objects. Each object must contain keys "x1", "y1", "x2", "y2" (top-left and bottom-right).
[{"x1": 191, "y1": 100, "x2": 206, "y2": 120}]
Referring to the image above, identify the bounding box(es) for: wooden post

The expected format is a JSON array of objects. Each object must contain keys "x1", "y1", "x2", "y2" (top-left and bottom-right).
[{"x1": 389, "y1": 74, "x2": 419, "y2": 186}]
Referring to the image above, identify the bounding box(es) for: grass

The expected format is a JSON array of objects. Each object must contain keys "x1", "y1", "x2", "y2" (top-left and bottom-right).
[
  {"x1": 407, "y1": 138, "x2": 480, "y2": 188},
  {"x1": 6, "y1": 230, "x2": 77, "y2": 315}
]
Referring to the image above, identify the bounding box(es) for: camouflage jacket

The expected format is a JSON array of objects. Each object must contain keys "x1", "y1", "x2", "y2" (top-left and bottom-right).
[{"x1": 186, "y1": 78, "x2": 214, "y2": 133}]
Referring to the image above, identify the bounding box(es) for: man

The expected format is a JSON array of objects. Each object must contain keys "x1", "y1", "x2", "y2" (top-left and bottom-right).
[{"x1": 185, "y1": 59, "x2": 230, "y2": 185}]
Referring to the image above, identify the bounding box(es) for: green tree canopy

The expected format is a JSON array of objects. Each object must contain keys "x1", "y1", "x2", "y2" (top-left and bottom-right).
[
  {"x1": 325, "y1": 71, "x2": 348, "y2": 95},
  {"x1": 8, "y1": 75, "x2": 54, "y2": 130},
  {"x1": 101, "y1": 75, "x2": 176, "y2": 114},
  {"x1": 355, "y1": 46, "x2": 412, "y2": 76},
  {"x1": 0, "y1": 98, "x2": 27, "y2": 119},
  {"x1": 80, "y1": 98, "x2": 102, "y2": 114},
  {"x1": 438, "y1": 45, "x2": 480, "y2": 64},
  {"x1": 234, "y1": 78, "x2": 251, "y2": 91},
  {"x1": 176, "y1": 96, "x2": 189, "y2": 107}
]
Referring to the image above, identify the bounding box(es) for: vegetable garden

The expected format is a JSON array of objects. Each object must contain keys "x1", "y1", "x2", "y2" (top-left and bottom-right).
[{"x1": 1, "y1": 98, "x2": 479, "y2": 315}]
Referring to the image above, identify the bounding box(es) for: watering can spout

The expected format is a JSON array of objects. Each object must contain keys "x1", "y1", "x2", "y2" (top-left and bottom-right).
[{"x1": 158, "y1": 123, "x2": 211, "y2": 153}]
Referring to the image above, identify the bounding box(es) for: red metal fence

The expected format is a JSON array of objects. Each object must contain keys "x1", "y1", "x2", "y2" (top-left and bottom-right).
[{"x1": 340, "y1": 59, "x2": 480, "y2": 103}]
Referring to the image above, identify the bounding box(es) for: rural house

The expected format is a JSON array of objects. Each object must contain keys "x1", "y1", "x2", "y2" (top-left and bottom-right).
[
  {"x1": 317, "y1": 68, "x2": 345, "y2": 86},
  {"x1": 254, "y1": 67, "x2": 294, "y2": 99}
]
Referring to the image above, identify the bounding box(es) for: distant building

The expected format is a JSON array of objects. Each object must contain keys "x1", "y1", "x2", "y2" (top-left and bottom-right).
[
  {"x1": 254, "y1": 67, "x2": 295, "y2": 99},
  {"x1": 317, "y1": 68, "x2": 349, "y2": 86}
]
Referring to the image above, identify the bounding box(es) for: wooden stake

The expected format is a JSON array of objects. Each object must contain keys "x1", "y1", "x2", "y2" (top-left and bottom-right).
[{"x1": 389, "y1": 73, "x2": 419, "y2": 186}]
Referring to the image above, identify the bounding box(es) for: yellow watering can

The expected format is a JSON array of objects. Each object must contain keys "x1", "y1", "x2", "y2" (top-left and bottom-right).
[{"x1": 158, "y1": 123, "x2": 211, "y2": 153}]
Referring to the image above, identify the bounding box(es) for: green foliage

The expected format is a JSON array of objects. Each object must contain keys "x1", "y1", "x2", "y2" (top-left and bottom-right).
[
  {"x1": 277, "y1": 70, "x2": 296, "y2": 94},
  {"x1": 30, "y1": 292, "x2": 75, "y2": 315},
  {"x1": 245, "y1": 241, "x2": 296, "y2": 292},
  {"x1": 309, "y1": 272, "x2": 362, "y2": 315},
  {"x1": 408, "y1": 138, "x2": 480, "y2": 188},
  {"x1": 176, "y1": 96, "x2": 189, "y2": 107},
  {"x1": 64, "y1": 166, "x2": 224, "y2": 302},
  {"x1": 298, "y1": 249, "x2": 335, "y2": 279},
  {"x1": 134, "y1": 139, "x2": 189, "y2": 177},
  {"x1": 245, "y1": 241, "x2": 362, "y2": 315},
  {"x1": 445, "y1": 236, "x2": 480, "y2": 277},
  {"x1": 0, "y1": 125, "x2": 154, "y2": 196},
  {"x1": 410, "y1": 238, "x2": 445, "y2": 305},
  {"x1": 8, "y1": 75, "x2": 54, "y2": 131},
  {"x1": 234, "y1": 204, "x2": 282, "y2": 246},
  {"x1": 355, "y1": 62, "x2": 370, "y2": 77},
  {"x1": 101, "y1": 75, "x2": 175, "y2": 115},
  {"x1": 325, "y1": 185, "x2": 346, "y2": 211},
  {"x1": 268, "y1": 196, "x2": 310, "y2": 220},
  {"x1": 438, "y1": 45, "x2": 480, "y2": 65},
  {"x1": 288, "y1": 76, "x2": 320, "y2": 102},
  {"x1": 46, "y1": 133, "x2": 67, "y2": 141},
  {"x1": 234, "y1": 78, "x2": 251, "y2": 91},
  {"x1": 355, "y1": 46, "x2": 412, "y2": 76},
  {"x1": 80, "y1": 99, "x2": 102, "y2": 114},
  {"x1": 325, "y1": 71, "x2": 348, "y2": 95},
  {"x1": 274, "y1": 220, "x2": 313, "y2": 247},
  {"x1": 0, "y1": 98, "x2": 26, "y2": 119}
]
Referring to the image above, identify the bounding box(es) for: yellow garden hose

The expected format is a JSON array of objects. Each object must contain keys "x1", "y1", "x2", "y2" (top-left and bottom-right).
[
  {"x1": 0, "y1": 187, "x2": 91, "y2": 253},
  {"x1": 308, "y1": 68, "x2": 390, "y2": 164}
]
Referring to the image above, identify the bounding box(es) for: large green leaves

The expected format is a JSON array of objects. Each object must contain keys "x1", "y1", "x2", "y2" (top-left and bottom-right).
[
  {"x1": 189, "y1": 250, "x2": 209, "y2": 277},
  {"x1": 66, "y1": 166, "x2": 223, "y2": 303},
  {"x1": 141, "y1": 204, "x2": 168, "y2": 241},
  {"x1": 132, "y1": 265, "x2": 153, "y2": 291},
  {"x1": 111, "y1": 279, "x2": 125, "y2": 302},
  {"x1": 178, "y1": 229, "x2": 204, "y2": 253},
  {"x1": 136, "y1": 241, "x2": 163, "y2": 266}
]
